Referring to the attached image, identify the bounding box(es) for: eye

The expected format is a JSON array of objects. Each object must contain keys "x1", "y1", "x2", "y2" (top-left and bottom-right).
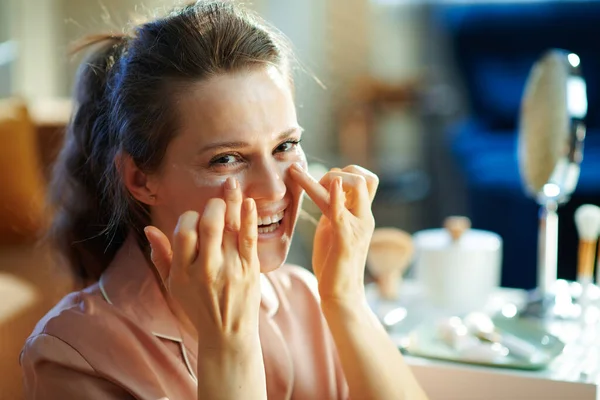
[
  {"x1": 274, "y1": 139, "x2": 302, "y2": 154},
  {"x1": 209, "y1": 154, "x2": 242, "y2": 167}
]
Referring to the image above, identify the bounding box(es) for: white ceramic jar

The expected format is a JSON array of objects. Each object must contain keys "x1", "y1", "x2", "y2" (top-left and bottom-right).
[{"x1": 413, "y1": 218, "x2": 503, "y2": 314}]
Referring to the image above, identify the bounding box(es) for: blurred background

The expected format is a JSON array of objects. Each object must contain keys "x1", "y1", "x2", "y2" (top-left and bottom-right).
[
  {"x1": 2, "y1": 0, "x2": 600, "y2": 396},
  {"x1": 4, "y1": 0, "x2": 600, "y2": 282},
  {"x1": 4, "y1": 0, "x2": 600, "y2": 285}
]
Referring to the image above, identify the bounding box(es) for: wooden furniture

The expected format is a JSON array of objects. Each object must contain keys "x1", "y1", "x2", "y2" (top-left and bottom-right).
[
  {"x1": 0, "y1": 98, "x2": 72, "y2": 399},
  {"x1": 0, "y1": 99, "x2": 47, "y2": 244},
  {"x1": 337, "y1": 77, "x2": 420, "y2": 171},
  {"x1": 29, "y1": 98, "x2": 71, "y2": 178}
]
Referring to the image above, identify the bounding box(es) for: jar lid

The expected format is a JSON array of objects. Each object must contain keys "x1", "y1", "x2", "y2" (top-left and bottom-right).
[{"x1": 413, "y1": 228, "x2": 502, "y2": 252}]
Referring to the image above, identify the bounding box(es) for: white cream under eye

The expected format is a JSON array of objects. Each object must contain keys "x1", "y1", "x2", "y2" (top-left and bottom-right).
[
  {"x1": 171, "y1": 163, "x2": 227, "y2": 188},
  {"x1": 190, "y1": 170, "x2": 228, "y2": 188}
]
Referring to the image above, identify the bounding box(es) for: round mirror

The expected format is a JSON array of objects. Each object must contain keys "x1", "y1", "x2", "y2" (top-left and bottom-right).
[
  {"x1": 518, "y1": 49, "x2": 587, "y2": 316},
  {"x1": 519, "y1": 49, "x2": 586, "y2": 203}
]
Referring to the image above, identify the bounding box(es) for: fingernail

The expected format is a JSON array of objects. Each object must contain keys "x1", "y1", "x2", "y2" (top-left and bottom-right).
[
  {"x1": 225, "y1": 177, "x2": 237, "y2": 190},
  {"x1": 143, "y1": 227, "x2": 152, "y2": 240}
]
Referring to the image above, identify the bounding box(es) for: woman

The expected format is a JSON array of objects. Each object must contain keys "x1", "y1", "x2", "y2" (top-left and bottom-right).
[{"x1": 20, "y1": 2, "x2": 427, "y2": 399}]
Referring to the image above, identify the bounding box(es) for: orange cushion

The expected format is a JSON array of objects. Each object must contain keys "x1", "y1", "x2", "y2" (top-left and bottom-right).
[{"x1": 0, "y1": 99, "x2": 47, "y2": 245}]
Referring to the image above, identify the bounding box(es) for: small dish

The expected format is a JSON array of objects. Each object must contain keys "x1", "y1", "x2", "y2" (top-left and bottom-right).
[{"x1": 404, "y1": 315, "x2": 565, "y2": 370}]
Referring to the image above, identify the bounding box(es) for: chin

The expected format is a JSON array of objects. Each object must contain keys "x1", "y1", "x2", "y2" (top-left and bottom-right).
[
  {"x1": 256, "y1": 197, "x2": 301, "y2": 273},
  {"x1": 257, "y1": 241, "x2": 290, "y2": 273}
]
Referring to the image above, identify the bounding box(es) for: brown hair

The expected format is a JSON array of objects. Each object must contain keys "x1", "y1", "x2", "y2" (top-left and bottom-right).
[{"x1": 48, "y1": 1, "x2": 293, "y2": 284}]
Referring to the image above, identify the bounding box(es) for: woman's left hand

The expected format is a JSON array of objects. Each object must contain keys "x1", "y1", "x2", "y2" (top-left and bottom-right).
[{"x1": 290, "y1": 163, "x2": 378, "y2": 306}]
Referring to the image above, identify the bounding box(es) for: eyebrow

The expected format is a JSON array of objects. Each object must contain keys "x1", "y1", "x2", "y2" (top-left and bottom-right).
[{"x1": 198, "y1": 126, "x2": 304, "y2": 154}]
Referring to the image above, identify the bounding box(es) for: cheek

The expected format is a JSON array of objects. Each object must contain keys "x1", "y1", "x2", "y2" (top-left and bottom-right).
[
  {"x1": 189, "y1": 171, "x2": 227, "y2": 191},
  {"x1": 160, "y1": 165, "x2": 226, "y2": 211}
]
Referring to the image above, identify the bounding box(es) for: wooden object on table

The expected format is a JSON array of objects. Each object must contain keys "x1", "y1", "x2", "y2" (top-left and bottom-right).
[
  {"x1": 444, "y1": 215, "x2": 472, "y2": 242},
  {"x1": 366, "y1": 227, "x2": 414, "y2": 300}
]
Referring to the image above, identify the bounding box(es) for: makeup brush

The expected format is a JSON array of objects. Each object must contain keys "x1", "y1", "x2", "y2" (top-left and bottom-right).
[
  {"x1": 366, "y1": 228, "x2": 414, "y2": 300},
  {"x1": 574, "y1": 205, "x2": 600, "y2": 286}
]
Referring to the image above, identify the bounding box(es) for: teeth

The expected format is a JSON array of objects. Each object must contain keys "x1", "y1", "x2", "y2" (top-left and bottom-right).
[
  {"x1": 257, "y1": 211, "x2": 284, "y2": 226},
  {"x1": 258, "y1": 224, "x2": 279, "y2": 234},
  {"x1": 259, "y1": 215, "x2": 273, "y2": 226}
]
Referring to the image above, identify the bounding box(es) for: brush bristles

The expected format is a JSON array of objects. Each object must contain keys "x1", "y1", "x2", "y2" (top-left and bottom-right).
[{"x1": 575, "y1": 204, "x2": 600, "y2": 241}]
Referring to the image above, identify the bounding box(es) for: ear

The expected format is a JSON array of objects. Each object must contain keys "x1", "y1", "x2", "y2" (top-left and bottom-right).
[{"x1": 117, "y1": 152, "x2": 159, "y2": 206}]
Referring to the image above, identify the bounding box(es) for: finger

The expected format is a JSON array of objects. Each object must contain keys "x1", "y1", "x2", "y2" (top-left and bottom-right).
[
  {"x1": 196, "y1": 198, "x2": 226, "y2": 279},
  {"x1": 341, "y1": 165, "x2": 379, "y2": 202},
  {"x1": 238, "y1": 198, "x2": 258, "y2": 272},
  {"x1": 330, "y1": 177, "x2": 345, "y2": 226},
  {"x1": 223, "y1": 177, "x2": 242, "y2": 232},
  {"x1": 320, "y1": 171, "x2": 371, "y2": 218},
  {"x1": 289, "y1": 163, "x2": 330, "y2": 217},
  {"x1": 171, "y1": 211, "x2": 201, "y2": 277},
  {"x1": 223, "y1": 177, "x2": 242, "y2": 266},
  {"x1": 144, "y1": 226, "x2": 173, "y2": 281}
]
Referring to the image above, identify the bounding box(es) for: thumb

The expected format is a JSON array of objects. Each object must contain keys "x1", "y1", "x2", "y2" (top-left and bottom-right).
[
  {"x1": 144, "y1": 226, "x2": 173, "y2": 281},
  {"x1": 144, "y1": 226, "x2": 197, "y2": 336}
]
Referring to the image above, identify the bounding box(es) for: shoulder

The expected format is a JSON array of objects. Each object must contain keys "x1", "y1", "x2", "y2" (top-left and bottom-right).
[
  {"x1": 26, "y1": 284, "x2": 113, "y2": 341},
  {"x1": 20, "y1": 287, "x2": 114, "y2": 391},
  {"x1": 22, "y1": 285, "x2": 137, "y2": 369},
  {"x1": 21, "y1": 286, "x2": 163, "y2": 397}
]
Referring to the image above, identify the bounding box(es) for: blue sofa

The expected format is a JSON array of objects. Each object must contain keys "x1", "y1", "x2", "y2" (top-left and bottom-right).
[{"x1": 434, "y1": 1, "x2": 600, "y2": 289}]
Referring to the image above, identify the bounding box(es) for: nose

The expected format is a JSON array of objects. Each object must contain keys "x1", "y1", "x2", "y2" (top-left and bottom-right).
[{"x1": 244, "y1": 158, "x2": 286, "y2": 203}]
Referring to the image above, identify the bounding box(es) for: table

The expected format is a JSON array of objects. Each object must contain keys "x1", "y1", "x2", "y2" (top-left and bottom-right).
[{"x1": 367, "y1": 281, "x2": 600, "y2": 400}]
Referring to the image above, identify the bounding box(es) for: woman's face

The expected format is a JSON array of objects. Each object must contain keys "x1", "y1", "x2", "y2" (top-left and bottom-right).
[{"x1": 150, "y1": 66, "x2": 306, "y2": 273}]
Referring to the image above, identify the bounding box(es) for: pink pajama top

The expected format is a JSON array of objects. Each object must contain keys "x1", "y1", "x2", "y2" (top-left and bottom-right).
[{"x1": 20, "y1": 235, "x2": 349, "y2": 399}]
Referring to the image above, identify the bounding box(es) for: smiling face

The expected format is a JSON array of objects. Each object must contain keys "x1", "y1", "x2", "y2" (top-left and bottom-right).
[{"x1": 148, "y1": 66, "x2": 306, "y2": 272}]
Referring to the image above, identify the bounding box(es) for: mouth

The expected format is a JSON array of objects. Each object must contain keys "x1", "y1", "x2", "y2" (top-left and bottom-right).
[{"x1": 257, "y1": 209, "x2": 285, "y2": 234}]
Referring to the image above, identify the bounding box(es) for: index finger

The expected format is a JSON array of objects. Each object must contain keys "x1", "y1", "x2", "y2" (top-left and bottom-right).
[{"x1": 289, "y1": 163, "x2": 330, "y2": 216}]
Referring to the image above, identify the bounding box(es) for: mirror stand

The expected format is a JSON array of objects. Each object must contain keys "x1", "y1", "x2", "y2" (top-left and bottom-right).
[
  {"x1": 521, "y1": 200, "x2": 579, "y2": 318},
  {"x1": 522, "y1": 198, "x2": 592, "y2": 319},
  {"x1": 538, "y1": 199, "x2": 559, "y2": 298}
]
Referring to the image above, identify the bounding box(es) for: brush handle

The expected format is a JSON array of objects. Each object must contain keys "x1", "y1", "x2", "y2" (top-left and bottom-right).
[
  {"x1": 596, "y1": 244, "x2": 600, "y2": 285},
  {"x1": 578, "y1": 240, "x2": 597, "y2": 285}
]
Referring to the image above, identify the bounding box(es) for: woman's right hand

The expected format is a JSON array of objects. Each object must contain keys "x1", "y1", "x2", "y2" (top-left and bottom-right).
[
  {"x1": 145, "y1": 177, "x2": 267, "y2": 398},
  {"x1": 143, "y1": 177, "x2": 262, "y2": 347}
]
